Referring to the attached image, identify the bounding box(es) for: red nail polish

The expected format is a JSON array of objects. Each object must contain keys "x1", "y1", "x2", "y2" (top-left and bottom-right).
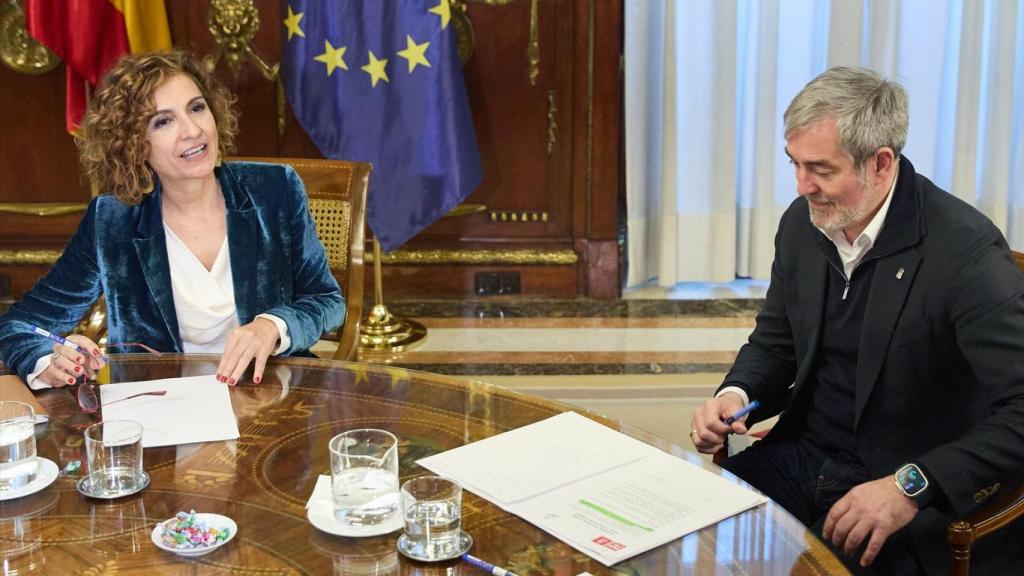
[
  {"x1": 254, "y1": 376, "x2": 261, "y2": 384},
  {"x1": 68, "y1": 377, "x2": 75, "y2": 384},
  {"x1": 74, "y1": 366, "x2": 81, "y2": 373},
  {"x1": 92, "y1": 348, "x2": 100, "y2": 356},
  {"x1": 228, "y1": 378, "x2": 235, "y2": 385}
]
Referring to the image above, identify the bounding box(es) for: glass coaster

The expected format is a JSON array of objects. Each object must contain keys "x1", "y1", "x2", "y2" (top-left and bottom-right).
[
  {"x1": 77, "y1": 470, "x2": 150, "y2": 500},
  {"x1": 396, "y1": 530, "x2": 472, "y2": 562}
]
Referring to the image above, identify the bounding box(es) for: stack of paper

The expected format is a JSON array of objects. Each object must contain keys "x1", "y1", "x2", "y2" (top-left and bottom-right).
[{"x1": 418, "y1": 411, "x2": 766, "y2": 566}]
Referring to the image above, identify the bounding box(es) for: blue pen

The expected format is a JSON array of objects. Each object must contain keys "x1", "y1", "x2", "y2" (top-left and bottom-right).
[
  {"x1": 30, "y1": 325, "x2": 89, "y2": 356},
  {"x1": 723, "y1": 399, "x2": 760, "y2": 425},
  {"x1": 462, "y1": 553, "x2": 519, "y2": 576}
]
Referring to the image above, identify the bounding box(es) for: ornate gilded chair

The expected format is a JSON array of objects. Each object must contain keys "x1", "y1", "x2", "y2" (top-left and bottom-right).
[
  {"x1": 230, "y1": 157, "x2": 369, "y2": 361},
  {"x1": 74, "y1": 157, "x2": 369, "y2": 361}
]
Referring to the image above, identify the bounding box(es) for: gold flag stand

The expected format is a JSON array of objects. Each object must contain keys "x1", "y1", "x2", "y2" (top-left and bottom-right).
[{"x1": 358, "y1": 238, "x2": 427, "y2": 353}]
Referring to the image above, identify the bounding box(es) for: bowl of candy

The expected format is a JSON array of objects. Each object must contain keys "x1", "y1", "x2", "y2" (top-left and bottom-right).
[{"x1": 151, "y1": 510, "x2": 236, "y2": 557}]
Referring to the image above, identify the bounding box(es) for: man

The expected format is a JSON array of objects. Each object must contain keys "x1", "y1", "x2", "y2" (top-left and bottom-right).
[{"x1": 690, "y1": 66, "x2": 1024, "y2": 575}]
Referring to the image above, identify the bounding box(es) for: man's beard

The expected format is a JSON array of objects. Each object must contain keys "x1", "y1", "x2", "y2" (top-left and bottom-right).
[{"x1": 806, "y1": 182, "x2": 873, "y2": 236}]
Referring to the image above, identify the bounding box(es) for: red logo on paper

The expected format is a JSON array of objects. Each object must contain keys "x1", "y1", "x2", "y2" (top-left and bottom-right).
[{"x1": 592, "y1": 536, "x2": 625, "y2": 551}]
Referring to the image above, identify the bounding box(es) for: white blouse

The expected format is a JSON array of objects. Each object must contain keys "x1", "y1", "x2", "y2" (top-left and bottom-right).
[{"x1": 163, "y1": 224, "x2": 240, "y2": 353}]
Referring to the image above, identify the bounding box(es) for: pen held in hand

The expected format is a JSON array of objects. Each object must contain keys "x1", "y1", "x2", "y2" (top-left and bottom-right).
[
  {"x1": 30, "y1": 324, "x2": 89, "y2": 356},
  {"x1": 723, "y1": 399, "x2": 760, "y2": 425}
]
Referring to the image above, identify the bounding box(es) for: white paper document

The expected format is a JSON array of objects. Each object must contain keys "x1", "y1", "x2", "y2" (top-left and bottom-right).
[
  {"x1": 100, "y1": 375, "x2": 240, "y2": 448},
  {"x1": 418, "y1": 411, "x2": 766, "y2": 566}
]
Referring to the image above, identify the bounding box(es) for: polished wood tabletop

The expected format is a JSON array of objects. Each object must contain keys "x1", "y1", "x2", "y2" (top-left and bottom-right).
[{"x1": 0, "y1": 355, "x2": 850, "y2": 575}]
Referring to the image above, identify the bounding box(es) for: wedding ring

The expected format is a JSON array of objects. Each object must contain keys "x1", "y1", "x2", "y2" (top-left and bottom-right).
[{"x1": 690, "y1": 429, "x2": 698, "y2": 438}]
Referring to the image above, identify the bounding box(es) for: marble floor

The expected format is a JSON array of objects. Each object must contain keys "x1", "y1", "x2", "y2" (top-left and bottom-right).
[{"x1": 313, "y1": 292, "x2": 771, "y2": 454}]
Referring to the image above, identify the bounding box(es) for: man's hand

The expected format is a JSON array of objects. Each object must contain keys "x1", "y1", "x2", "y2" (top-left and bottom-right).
[
  {"x1": 823, "y1": 476, "x2": 919, "y2": 567},
  {"x1": 217, "y1": 318, "x2": 280, "y2": 385},
  {"x1": 689, "y1": 392, "x2": 747, "y2": 454}
]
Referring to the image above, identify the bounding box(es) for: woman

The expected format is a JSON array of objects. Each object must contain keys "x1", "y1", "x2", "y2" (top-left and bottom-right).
[{"x1": 0, "y1": 51, "x2": 344, "y2": 389}]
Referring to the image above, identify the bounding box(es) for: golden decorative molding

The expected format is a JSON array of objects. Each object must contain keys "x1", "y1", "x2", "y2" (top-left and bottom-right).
[
  {"x1": 366, "y1": 248, "x2": 576, "y2": 266},
  {"x1": 546, "y1": 90, "x2": 557, "y2": 154},
  {"x1": 445, "y1": 203, "x2": 487, "y2": 218},
  {"x1": 0, "y1": 250, "x2": 62, "y2": 265},
  {"x1": 0, "y1": 0, "x2": 59, "y2": 75},
  {"x1": 528, "y1": 0, "x2": 540, "y2": 85},
  {"x1": 489, "y1": 210, "x2": 548, "y2": 223},
  {"x1": 0, "y1": 202, "x2": 88, "y2": 216}
]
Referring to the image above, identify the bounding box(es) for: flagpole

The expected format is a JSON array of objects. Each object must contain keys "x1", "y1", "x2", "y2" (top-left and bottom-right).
[{"x1": 358, "y1": 238, "x2": 427, "y2": 353}]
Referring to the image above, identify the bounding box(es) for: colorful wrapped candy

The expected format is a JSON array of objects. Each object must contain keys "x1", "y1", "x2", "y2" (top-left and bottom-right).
[{"x1": 160, "y1": 510, "x2": 231, "y2": 549}]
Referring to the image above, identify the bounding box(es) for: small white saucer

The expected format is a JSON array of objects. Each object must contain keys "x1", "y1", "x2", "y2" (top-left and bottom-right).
[
  {"x1": 307, "y1": 501, "x2": 404, "y2": 537},
  {"x1": 151, "y1": 513, "x2": 237, "y2": 557},
  {"x1": 77, "y1": 470, "x2": 150, "y2": 500},
  {"x1": 0, "y1": 458, "x2": 58, "y2": 501},
  {"x1": 396, "y1": 530, "x2": 473, "y2": 562}
]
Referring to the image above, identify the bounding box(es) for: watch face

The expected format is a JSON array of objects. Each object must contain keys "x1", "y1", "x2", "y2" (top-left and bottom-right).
[{"x1": 896, "y1": 464, "x2": 928, "y2": 497}]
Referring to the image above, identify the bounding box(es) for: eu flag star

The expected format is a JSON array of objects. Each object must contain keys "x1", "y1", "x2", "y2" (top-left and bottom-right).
[
  {"x1": 362, "y1": 51, "x2": 389, "y2": 87},
  {"x1": 397, "y1": 35, "x2": 431, "y2": 73},
  {"x1": 283, "y1": 5, "x2": 305, "y2": 40},
  {"x1": 429, "y1": 0, "x2": 451, "y2": 30},
  {"x1": 314, "y1": 40, "x2": 348, "y2": 76}
]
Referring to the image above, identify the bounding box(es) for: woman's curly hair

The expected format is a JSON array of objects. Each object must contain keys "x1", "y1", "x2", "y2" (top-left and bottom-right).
[{"x1": 77, "y1": 51, "x2": 239, "y2": 204}]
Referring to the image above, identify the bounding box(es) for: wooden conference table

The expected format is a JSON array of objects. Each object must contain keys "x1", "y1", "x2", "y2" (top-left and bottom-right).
[{"x1": 0, "y1": 355, "x2": 849, "y2": 575}]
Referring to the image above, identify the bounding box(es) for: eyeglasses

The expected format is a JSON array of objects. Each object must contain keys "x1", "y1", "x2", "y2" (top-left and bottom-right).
[
  {"x1": 73, "y1": 342, "x2": 165, "y2": 413},
  {"x1": 74, "y1": 382, "x2": 166, "y2": 414}
]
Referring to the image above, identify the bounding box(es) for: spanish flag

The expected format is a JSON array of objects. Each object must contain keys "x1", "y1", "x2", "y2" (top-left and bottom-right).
[{"x1": 25, "y1": 0, "x2": 172, "y2": 132}]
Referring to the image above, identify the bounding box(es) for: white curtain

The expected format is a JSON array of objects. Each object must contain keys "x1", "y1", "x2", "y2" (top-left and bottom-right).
[{"x1": 625, "y1": 0, "x2": 1024, "y2": 287}]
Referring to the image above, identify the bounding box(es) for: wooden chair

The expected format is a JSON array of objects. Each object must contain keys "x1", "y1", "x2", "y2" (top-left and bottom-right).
[
  {"x1": 232, "y1": 157, "x2": 369, "y2": 361},
  {"x1": 710, "y1": 250, "x2": 1024, "y2": 575},
  {"x1": 74, "y1": 157, "x2": 369, "y2": 361},
  {"x1": 945, "y1": 249, "x2": 1024, "y2": 575}
]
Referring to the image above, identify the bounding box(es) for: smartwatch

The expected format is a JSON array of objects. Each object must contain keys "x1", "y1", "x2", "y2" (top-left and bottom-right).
[{"x1": 894, "y1": 463, "x2": 929, "y2": 503}]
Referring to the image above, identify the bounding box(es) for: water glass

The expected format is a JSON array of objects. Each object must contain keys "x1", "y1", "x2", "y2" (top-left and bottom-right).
[
  {"x1": 400, "y1": 476, "x2": 464, "y2": 560},
  {"x1": 329, "y1": 429, "x2": 399, "y2": 526},
  {"x1": 83, "y1": 420, "x2": 145, "y2": 497},
  {"x1": 0, "y1": 401, "x2": 37, "y2": 492}
]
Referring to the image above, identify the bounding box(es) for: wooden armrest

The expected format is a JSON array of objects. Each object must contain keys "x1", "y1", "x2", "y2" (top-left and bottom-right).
[{"x1": 947, "y1": 482, "x2": 1024, "y2": 575}]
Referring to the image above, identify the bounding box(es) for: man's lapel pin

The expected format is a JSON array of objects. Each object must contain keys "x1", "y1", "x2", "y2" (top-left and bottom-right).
[{"x1": 896, "y1": 267, "x2": 905, "y2": 280}]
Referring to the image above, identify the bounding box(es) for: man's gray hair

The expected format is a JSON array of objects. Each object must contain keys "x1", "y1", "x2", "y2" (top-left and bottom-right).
[{"x1": 784, "y1": 66, "x2": 909, "y2": 169}]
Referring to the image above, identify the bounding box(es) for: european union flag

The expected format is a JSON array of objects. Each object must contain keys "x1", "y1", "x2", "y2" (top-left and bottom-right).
[{"x1": 282, "y1": 0, "x2": 483, "y2": 252}]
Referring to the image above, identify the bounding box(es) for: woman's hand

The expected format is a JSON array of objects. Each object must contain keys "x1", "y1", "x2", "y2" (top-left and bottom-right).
[
  {"x1": 217, "y1": 318, "x2": 280, "y2": 385},
  {"x1": 39, "y1": 334, "x2": 105, "y2": 388}
]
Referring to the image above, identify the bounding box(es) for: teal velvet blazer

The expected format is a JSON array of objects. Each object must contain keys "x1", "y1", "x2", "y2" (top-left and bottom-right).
[{"x1": 0, "y1": 161, "x2": 345, "y2": 382}]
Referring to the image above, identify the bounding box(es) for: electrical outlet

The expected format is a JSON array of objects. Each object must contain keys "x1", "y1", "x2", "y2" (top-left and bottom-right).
[{"x1": 475, "y1": 272, "x2": 521, "y2": 296}]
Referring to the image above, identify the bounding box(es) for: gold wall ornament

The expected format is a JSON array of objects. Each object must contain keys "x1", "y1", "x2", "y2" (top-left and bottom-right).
[
  {"x1": 0, "y1": 249, "x2": 63, "y2": 265},
  {"x1": 490, "y1": 210, "x2": 548, "y2": 223},
  {"x1": 207, "y1": 0, "x2": 277, "y2": 80},
  {"x1": 205, "y1": 0, "x2": 284, "y2": 133},
  {"x1": 0, "y1": 0, "x2": 59, "y2": 75},
  {"x1": 450, "y1": 1, "x2": 475, "y2": 65},
  {"x1": 0, "y1": 202, "x2": 87, "y2": 216},
  {"x1": 444, "y1": 203, "x2": 487, "y2": 218},
  {"x1": 365, "y1": 248, "x2": 576, "y2": 266}
]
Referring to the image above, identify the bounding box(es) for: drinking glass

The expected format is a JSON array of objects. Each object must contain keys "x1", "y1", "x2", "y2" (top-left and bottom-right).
[
  {"x1": 0, "y1": 401, "x2": 37, "y2": 492},
  {"x1": 83, "y1": 420, "x2": 145, "y2": 497},
  {"x1": 399, "y1": 476, "x2": 464, "y2": 560},
  {"x1": 329, "y1": 429, "x2": 399, "y2": 526}
]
